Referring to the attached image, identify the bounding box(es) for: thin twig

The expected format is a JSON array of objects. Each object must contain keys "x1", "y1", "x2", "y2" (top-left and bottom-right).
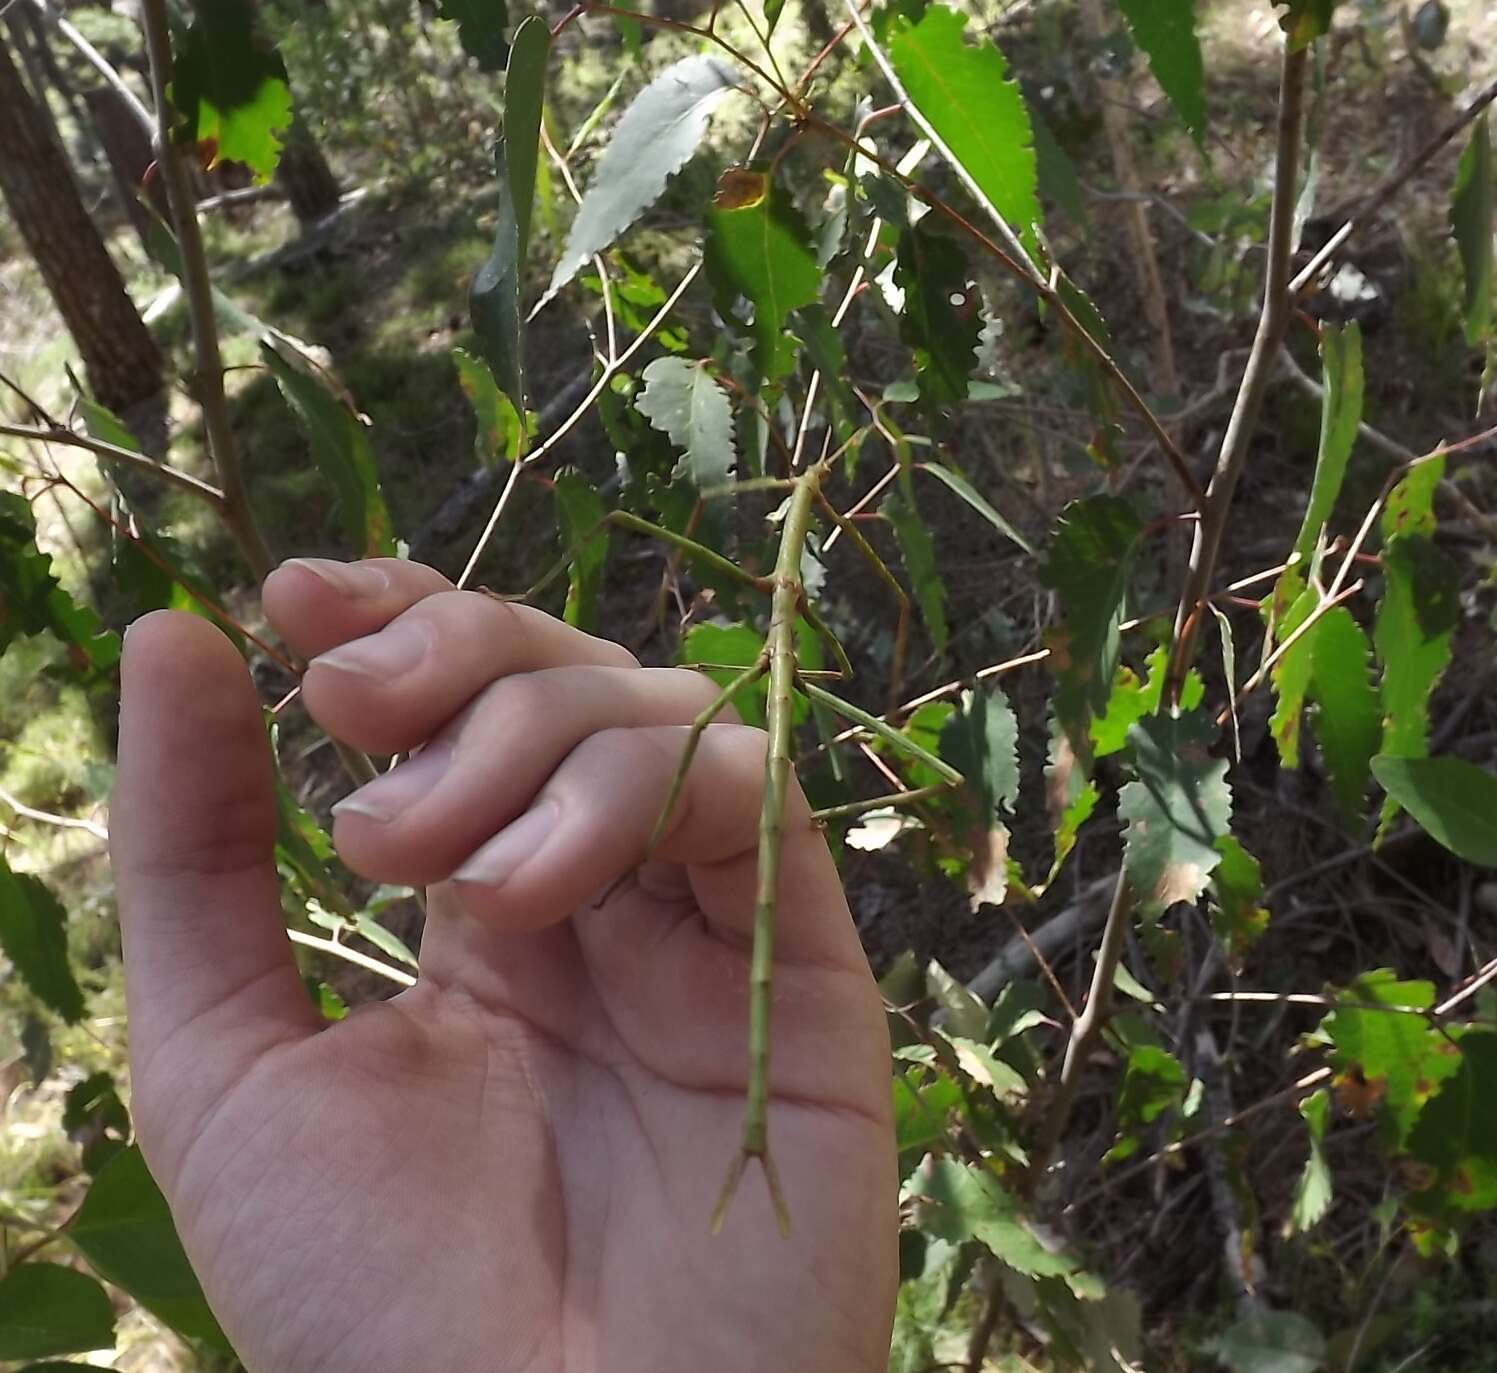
[
  {"x1": 287, "y1": 930, "x2": 416, "y2": 988},
  {"x1": 0, "y1": 421, "x2": 225, "y2": 504}
]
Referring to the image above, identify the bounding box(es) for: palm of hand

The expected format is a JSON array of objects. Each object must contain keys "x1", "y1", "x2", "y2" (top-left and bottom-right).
[{"x1": 113, "y1": 560, "x2": 895, "y2": 1373}]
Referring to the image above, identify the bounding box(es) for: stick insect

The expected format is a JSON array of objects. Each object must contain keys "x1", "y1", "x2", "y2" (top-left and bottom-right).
[{"x1": 515, "y1": 449, "x2": 967, "y2": 1233}]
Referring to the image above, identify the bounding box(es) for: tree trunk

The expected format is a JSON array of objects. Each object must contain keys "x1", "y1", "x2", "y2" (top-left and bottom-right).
[
  {"x1": 0, "y1": 36, "x2": 162, "y2": 415},
  {"x1": 83, "y1": 85, "x2": 169, "y2": 251},
  {"x1": 276, "y1": 115, "x2": 341, "y2": 225}
]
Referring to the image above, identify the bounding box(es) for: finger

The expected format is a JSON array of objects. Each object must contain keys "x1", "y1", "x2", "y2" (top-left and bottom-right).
[
  {"x1": 446, "y1": 723, "x2": 864, "y2": 970},
  {"x1": 297, "y1": 590, "x2": 639, "y2": 755},
  {"x1": 329, "y1": 666, "x2": 732, "y2": 882},
  {"x1": 262, "y1": 556, "x2": 452, "y2": 659},
  {"x1": 110, "y1": 613, "x2": 321, "y2": 1166}
]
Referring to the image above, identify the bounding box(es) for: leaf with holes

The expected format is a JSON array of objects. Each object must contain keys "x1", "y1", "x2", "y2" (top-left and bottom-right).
[
  {"x1": 1041, "y1": 496, "x2": 1144, "y2": 759},
  {"x1": 1117, "y1": 0, "x2": 1206, "y2": 145},
  {"x1": 0, "y1": 1263, "x2": 114, "y2": 1361},
  {"x1": 1118, "y1": 712, "x2": 1232, "y2": 917},
  {"x1": 634, "y1": 357, "x2": 737, "y2": 494},
  {"x1": 169, "y1": 0, "x2": 292, "y2": 180},
  {"x1": 262, "y1": 342, "x2": 396, "y2": 558},
  {"x1": 543, "y1": 56, "x2": 740, "y2": 305},
  {"x1": 705, "y1": 169, "x2": 822, "y2": 381},
  {"x1": 1292, "y1": 322, "x2": 1362, "y2": 562},
  {"x1": 0, "y1": 858, "x2": 83, "y2": 1024},
  {"x1": 1451, "y1": 112, "x2": 1493, "y2": 347},
  {"x1": 1319, "y1": 970, "x2": 1460, "y2": 1147},
  {"x1": 887, "y1": 5, "x2": 1041, "y2": 261},
  {"x1": 895, "y1": 223, "x2": 981, "y2": 406},
  {"x1": 70, "y1": 1146, "x2": 231, "y2": 1352},
  {"x1": 1372, "y1": 757, "x2": 1497, "y2": 867}
]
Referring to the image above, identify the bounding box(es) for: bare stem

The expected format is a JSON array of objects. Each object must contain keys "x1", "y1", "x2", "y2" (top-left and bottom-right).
[
  {"x1": 0, "y1": 421, "x2": 225, "y2": 505},
  {"x1": 138, "y1": 0, "x2": 275, "y2": 583}
]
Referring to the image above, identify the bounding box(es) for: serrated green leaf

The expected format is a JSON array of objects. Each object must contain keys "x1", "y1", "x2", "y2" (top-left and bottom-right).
[
  {"x1": 887, "y1": 5, "x2": 1041, "y2": 262},
  {"x1": 680, "y1": 622, "x2": 770, "y2": 728},
  {"x1": 169, "y1": 0, "x2": 292, "y2": 179},
  {"x1": 1290, "y1": 1087, "x2": 1333, "y2": 1233},
  {"x1": 705, "y1": 169, "x2": 822, "y2": 381},
  {"x1": 895, "y1": 223, "x2": 980, "y2": 406},
  {"x1": 1106, "y1": 1043, "x2": 1185, "y2": 1163},
  {"x1": 554, "y1": 468, "x2": 609, "y2": 633},
  {"x1": 452, "y1": 347, "x2": 524, "y2": 465},
  {"x1": 438, "y1": 0, "x2": 511, "y2": 70},
  {"x1": 943, "y1": 1033, "x2": 1028, "y2": 1101},
  {"x1": 1404, "y1": 1032, "x2": 1497, "y2": 1212},
  {"x1": 940, "y1": 686, "x2": 1019, "y2": 822},
  {"x1": 1270, "y1": 586, "x2": 1319, "y2": 769},
  {"x1": 1383, "y1": 453, "x2": 1444, "y2": 538},
  {"x1": 1210, "y1": 1309, "x2": 1326, "y2": 1373},
  {"x1": 544, "y1": 55, "x2": 740, "y2": 304},
  {"x1": 0, "y1": 1263, "x2": 114, "y2": 1361},
  {"x1": 917, "y1": 461, "x2": 1033, "y2": 555},
  {"x1": 0, "y1": 491, "x2": 120, "y2": 677},
  {"x1": 906, "y1": 1156, "x2": 1074, "y2": 1278},
  {"x1": 1320, "y1": 969, "x2": 1459, "y2": 1146},
  {"x1": 261, "y1": 342, "x2": 396, "y2": 558},
  {"x1": 70, "y1": 1146, "x2": 231, "y2": 1352},
  {"x1": 1308, "y1": 606, "x2": 1380, "y2": 815},
  {"x1": 1371, "y1": 756, "x2": 1497, "y2": 866},
  {"x1": 1044, "y1": 716, "x2": 1099, "y2": 882},
  {"x1": 893, "y1": 1068, "x2": 964, "y2": 1158},
  {"x1": 926, "y1": 958, "x2": 989, "y2": 1040},
  {"x1": 1117, "y1": 0, "x2": 1207, "y2": 145},
  {"x1": 0, "y1": 858, "x2": 84, "y2": 1024},
  {"x1": 1293, "y1": 322, "x2": 1362, "y2": 563},
  {"x1": 634, "y1": 357, "x2": 737, "y2": 493},
  {"x1": 1451, "y1": 112, "x2": 1493, "y2": 347},
  {"x1": 883, "y1": 489, "x2": 948, "y2": 656},
  {"x1": 1041, "y1": 495, "x2": 1144, "y2": 756},
  {"x1": 1054, "y1": 271, "x2": 1124, "y2": 466},
  {"x1": 1092, "y1": 646, "x2": 1203, "y2": 759},
  {"x1": 1118, "y1": 711, "x2": 1232, "y2": 916},
  {"x1": 1209, "y1": 835, "x2": 1270, "y2": 966}
]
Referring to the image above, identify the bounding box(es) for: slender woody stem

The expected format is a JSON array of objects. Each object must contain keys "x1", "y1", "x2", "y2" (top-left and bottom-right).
[
  {"x1": 138, "y1": 0, "x2": 275, "y2": 583},
  {"x1": 0, "y1": 422, "x2": 225, "y2": 504}
]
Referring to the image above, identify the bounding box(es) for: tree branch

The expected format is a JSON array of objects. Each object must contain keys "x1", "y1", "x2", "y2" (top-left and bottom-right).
[{"x1": 0, "y1": 421, "x2": 225, "y2": 505}]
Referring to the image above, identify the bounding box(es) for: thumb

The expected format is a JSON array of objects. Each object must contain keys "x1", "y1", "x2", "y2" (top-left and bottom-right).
[{"x1": 111, "y1": 612, "x2": 319, "y2": 1170}]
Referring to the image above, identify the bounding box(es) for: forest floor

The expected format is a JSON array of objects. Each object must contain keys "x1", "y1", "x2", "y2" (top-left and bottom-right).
[{"x1": 2, "y1": 0, "x2": 1497, "y2": 1368}]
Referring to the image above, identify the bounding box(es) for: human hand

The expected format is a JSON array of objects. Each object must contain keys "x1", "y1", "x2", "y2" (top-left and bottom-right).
[{"x1": 110, "y1": 558, "x2": 896, "y2": 1373}]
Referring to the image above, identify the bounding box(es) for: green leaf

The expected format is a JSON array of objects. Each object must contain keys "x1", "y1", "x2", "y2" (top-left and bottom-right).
[
  {"x1": 1044, "y1": 716, "x2": 1099, "y2": 882},
  {"x1": 1269, "y1": 585, "x2": 1319, "y2": 769},
  {"x1": 261, "y1": 342, "x2": 396, "y2": 558},
  {"x1": 1041, "y1": 495, "x2": 1144, "y2": 756},
  {"x1": 1308, "y1": 607, "x2": 1380, "y2": 815},
  {"x1": 0, "y1": 491, "x2": 120, "y2": 678},
  {"x1": 892, "y1": 1068, "x2": 964, "y2": 1158},
  {"x1": 452, "y1": 347, "x2": 524, "y2": 465},
  {"x1": 0, "y1": 1263, "x2": 114, "y2": 1361},
  {"x1": 680, "y1": 622, "x2": 771, "y2": 728},
  {"x1": 1290, "y1": 1087, "x2": 1333, "y2": 1233},
  {"x1": 1209, "y1": 835, "x2": 1270, "y2": 966},
  {"x1": 883, "y1": 489, "x2": 948, "y2": 656},
  {"x1": 472, "y1": 138, "x2": 527, "y2": 415},
  {"x1": 886, "y1": 5, "x2": 1041, "y2": 262},
  {"x1": 1374, "y1": 534, "x2": 1458, "y2": 780},
  {"x1": 1371, "y1": 756, "x2": 1497, "y2": 866},
  {"x1": 1404, "y1": 1032, "x2": 1497, "y2": 1212},
  {"x1": 169, "y1": 0, "x2": 292, "y2": 180},
  {"x1": 1106, "y1": 1044, "x2": 1185, "y2": 1163},
  {"x1": 704, "y1": 169, "x2": 822, "y2": 381},
  {"x1": 917, "y1": 461, "x2": 1033, "y2": 555},
  {"x1": 940, "y1": 686, "x2": 1019, "y2": 821},
  {"x1": 1210, "y1": 1309, "x2": 1326, "y2": 1373},
  {"x1": 543, "y1": 55, "x2": 740, "y2": 304},
  {"x1": 351, "y1": 911, "x2": 418, "y2": 969},
  {"x1": 1118, "y1": 711, "x2": 1232, "y2": 916},
  {"x1": 887, "y1": 1262, "x2": 947, "y2": 1373},
  {"x1": 634, "y1": 357, "x2": 737, "y2": 492},
  {"x1": 906, "y1": 1156, "x2": 1074, "y2": 1278},
  {"x1": 926, "y1": 959, "x2": 989, "y2": 1041},
  {"x1": 1383, "y1": 453, "x2": 1443, "y2": 539},
  {"x1": 554, "y1": 468, "x2": 610, "y2": 633},
  {"x1": 1319, "y1": 969, "x2": 1458, "y2": 1146},
  {"x1": 1092, "y1": 647, "x2": 1203, "y2": 759},
  {"x1": 438, "y1": 0, "x2": 511, "y2": 70},
  {"x1": 63, "y1": 1072, "x2": 130, "y2": 1176},
  {"x1": 70, "y1": 1146, "x2": 232, "y2": 1353},
  {"x1": 895, "y1": 223, "x2": 980, "y2": 406},
  {"x1": 1292, "y1": 322, "x2": 1362, "y2": 563},
  {"x1": 0, "y1": 857, "x2": 84, "y2": 1024},
  {"x1": 1451, "y1": 112, "x2": 1493, "y2": 347},
  {"x1": 1054, "y1": 272, "x2": 1124, "y2": 467},
  {"x1": 1116, "y1": 0, "x2": 1207, "y2": 145}
]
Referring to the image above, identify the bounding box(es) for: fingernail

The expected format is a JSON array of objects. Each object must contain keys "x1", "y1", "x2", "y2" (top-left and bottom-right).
[
  {"x1": 283, "y1": 557, "x2": 390, "y2": 598},
  {"x1": 313, "y1": 619, "x2": 431, "y2": 680},
  {"x1": 331, "y1": 743, "x2": 453, "y2": 823},
  {"x1": 453, "y1": 801, "x2": 559, "y2": 888}
]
